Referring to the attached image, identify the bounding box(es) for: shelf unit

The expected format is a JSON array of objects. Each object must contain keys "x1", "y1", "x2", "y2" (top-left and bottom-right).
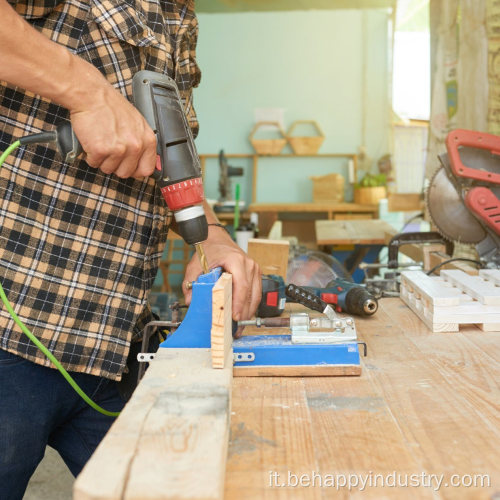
[{"x1": 199, "y1": 153, "x2": 358, "y2": 204}]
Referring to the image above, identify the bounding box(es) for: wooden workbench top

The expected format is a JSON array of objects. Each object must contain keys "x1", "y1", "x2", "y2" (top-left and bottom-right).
[
  {"x1": 316, "y1": 218, "x2": 397, "y2": 245},
  {"x1": 248, "y1": 202, "x2": 378, "y2": 214},
  {"x1": 75, "y1": 297, "x2": 499, "y2": 499},
  {"x1": 225, "y1": 298, "x2": 500, "y2": 499}
]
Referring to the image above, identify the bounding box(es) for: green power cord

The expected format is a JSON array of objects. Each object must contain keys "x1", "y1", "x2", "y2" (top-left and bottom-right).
[{"x1": 0, "y1": 140, "x2": 120, "y2": 417}]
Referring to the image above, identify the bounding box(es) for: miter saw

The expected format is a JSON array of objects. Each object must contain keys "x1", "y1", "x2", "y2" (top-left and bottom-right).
[
  {"x1": 427, "y1": 129, "x2": 500, "y2": 267},
  {"x1": 213, "y1": 149, "x2": 244, "y2": 213}
]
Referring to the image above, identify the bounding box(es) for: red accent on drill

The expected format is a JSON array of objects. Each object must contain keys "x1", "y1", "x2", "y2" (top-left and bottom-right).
[{"x1": 160, "y1": 177, "x2": 205, "y2": 210}]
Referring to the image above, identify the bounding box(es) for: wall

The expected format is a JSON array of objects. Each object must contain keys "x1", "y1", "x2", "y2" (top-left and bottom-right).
[{"x1": 193, "y1": 9, "x2": 391, "y2": 205}]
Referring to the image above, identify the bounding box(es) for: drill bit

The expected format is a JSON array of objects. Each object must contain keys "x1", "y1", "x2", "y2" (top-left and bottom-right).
[{"x1": 195, "y1": 243, "x2": 209, "y2": 274}]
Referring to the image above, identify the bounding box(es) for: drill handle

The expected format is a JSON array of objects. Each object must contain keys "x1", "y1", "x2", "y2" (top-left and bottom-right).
[{"x1": 55, "y1": 122, "x2": 83, "y2": 163}]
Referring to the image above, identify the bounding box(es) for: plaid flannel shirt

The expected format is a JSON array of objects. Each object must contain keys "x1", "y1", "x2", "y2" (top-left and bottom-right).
[{"x1": 0, "y1": 0, "x2": 200, "y2": 380}]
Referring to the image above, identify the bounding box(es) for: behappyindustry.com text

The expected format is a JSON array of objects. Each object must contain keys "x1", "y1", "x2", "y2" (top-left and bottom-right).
[{"x1": 268, "y1": 470, "x2": 491, "y2": 492}]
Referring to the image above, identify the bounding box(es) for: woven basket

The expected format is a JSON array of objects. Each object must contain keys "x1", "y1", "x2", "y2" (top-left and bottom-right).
[
  {"x1": 310, "y1": 173, "x2": 345, "y2": 203},
  {"x1": 287, "y1": 120, "x2": 325, "y2": 155},
  {"x1": 249, "y1": 121, "x2": 287, "y2": 155}
]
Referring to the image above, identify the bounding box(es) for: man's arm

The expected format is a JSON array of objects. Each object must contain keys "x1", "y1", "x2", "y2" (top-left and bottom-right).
[
  {"x1": 180, "y1": 200, "x2": 262, "y2": 321},
  {"x1": 0, "y1": 1, "x2": 261, "y2": 318},
  {"x1": 0, "y1": 0, "x2": 156, "y2": 178}
]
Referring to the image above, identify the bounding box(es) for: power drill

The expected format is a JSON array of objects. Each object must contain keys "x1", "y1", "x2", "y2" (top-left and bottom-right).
[
  {"x1": 258, "y1": 275, "x2": 378, "y2": 317},
  {"x1": 288, "y1": 278, "x2": 378, "y2": 317},
  {"x1": 53, "y1": 70, "x2": 209, "y2": 270}
]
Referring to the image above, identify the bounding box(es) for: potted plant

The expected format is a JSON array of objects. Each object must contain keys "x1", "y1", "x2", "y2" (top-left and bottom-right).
[{"x1": 353, "y1": 173, "x2": 387, "y2": 205}]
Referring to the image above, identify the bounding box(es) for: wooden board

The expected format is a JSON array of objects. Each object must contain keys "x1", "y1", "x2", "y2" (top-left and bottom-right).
[
  {"x1": 225, "y1": 298, "x2": 500, "y2": 499},
  {"x1": 211, "y1": 272, "x2": 233, "y2": 369},
  {"x1": 249, "y1": 202, "x2": 378, "y2": 215},
  {"x1": 400, "y1": 270, "x2": 500, "y2": 332},
  {"x1": 247, "y1": 238, "x2": 289, "y2": 278},
  {"x1": 233, "y1": 364, "x2": 361, "y2": 377},
  {"x1": 315, "y1": 219, "x2": 396, "y2": 245},
  {"x1": 387, "y1": 193, "x2": 423, "y2": 212},
  {"x1": 74, "y1": 274, "x2": 233, "y2": 500}
]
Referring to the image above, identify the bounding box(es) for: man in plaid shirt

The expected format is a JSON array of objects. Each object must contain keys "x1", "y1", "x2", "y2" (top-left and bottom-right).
[{"x1": 0, "y1": 0, "x2": 261, "y2": 496}]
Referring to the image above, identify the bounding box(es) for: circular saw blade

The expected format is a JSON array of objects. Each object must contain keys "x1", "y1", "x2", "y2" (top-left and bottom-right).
[{"x1": 426, "y1": 167, "x2": 486, "y2": 244}]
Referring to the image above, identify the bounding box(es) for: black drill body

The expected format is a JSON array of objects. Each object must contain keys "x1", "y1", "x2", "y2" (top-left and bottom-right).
[{"x1": 298, "y1": 278, "x2": 378, "y2": 316}]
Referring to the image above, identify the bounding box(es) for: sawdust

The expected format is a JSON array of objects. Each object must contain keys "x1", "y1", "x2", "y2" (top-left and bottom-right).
[
  {"x1": 228, "y1": 422, "x2": 277, "y2": 456},
  {"x1": 307, "y1": 392, "x2": 384, "y2": 412}
]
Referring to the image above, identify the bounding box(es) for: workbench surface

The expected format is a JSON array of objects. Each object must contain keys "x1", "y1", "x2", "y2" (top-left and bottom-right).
[
  {"x1": 315, "y1": 219, "x2": 396, "y2": 245},
  {"x1": 225, "y1": 298, "x2": 500, "y2": 499}
]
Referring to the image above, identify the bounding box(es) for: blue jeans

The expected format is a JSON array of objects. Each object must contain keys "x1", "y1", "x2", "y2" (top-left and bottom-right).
[{"x1": 0, "y1": 348, "x2": 125, "y2": 500}]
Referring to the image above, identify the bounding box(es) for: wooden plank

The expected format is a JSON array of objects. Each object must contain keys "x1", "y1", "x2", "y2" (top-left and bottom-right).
[
  {"x1": 248, "y1": 202, "x2": 378, "y2": 214},
  {"x1": 315, "y1": 219, "x2": 396, "y2": 245},
  {"x1": 480, "y1": 269, "x2": 500, "y2": 285},
  {"x1": 302, "y1": 376, "x2": 433, "y2": 499},
  {"x1": 233, "y1": 364, "x2": 361, "y2": 377},
  {"x1": 225, "y1": 378, "x2": 322, "y2": 500},
  {"x1": 211, "y1": 272, "x2": 233, "y2": 369},
  {"x1": 333, "y1": 213, "x2": 375, "y2": 220},
  {"x1": 123, "y1": 349, "x2": 231, "y2": 500},
  {"x1": 74, "y1": 349, "x2": 232, "y2": 500},
  {"x1": 400, "y1": 271, "x2": 462, "y2": 306},
  {"x1": 440, "y1": 270, "x2": 500, "y2": 305},
  {"x1": 251, "y1": 155, "x2": 257, "y2": 204},
  {"x1": 387, "y1": 192, "x2": 423, "y2": 212},
  {"x1": 401, "y1": 289, "x2": 459, "y2": 332},
  {"x1": 247, "y1": 238, "x2": 289, "y2": 278}
]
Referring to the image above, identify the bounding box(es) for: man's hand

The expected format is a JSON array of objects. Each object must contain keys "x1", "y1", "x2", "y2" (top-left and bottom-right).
[
  {"x1": 69, "y1": 89, "x2": 157, "y2": 179},
  {"x1": 182, "y1": 226, "x2": 262, "y2": 322}
]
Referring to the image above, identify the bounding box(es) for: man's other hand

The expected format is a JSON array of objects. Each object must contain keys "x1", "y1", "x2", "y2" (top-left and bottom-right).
[{"x1": 182, "y1": 233, "x2": 262, "y2": 322}]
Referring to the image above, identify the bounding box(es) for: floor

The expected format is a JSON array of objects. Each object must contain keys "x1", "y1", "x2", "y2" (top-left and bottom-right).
[{"x1": 24, "y1": 447, "x2": 73, "y2": 500}]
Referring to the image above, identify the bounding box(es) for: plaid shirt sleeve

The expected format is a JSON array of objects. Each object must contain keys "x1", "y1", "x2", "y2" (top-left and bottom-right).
[{"x1": 0, "y1": 0, "x2": 200, "y2": 380}]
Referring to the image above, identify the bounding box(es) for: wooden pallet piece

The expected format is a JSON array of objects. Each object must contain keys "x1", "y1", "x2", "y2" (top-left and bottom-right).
[
  {"x1": 400, "y1": 270, "x2": 500, "y2": 333},
  {"x1": 480, "y1": 268, "x2": 500, "y2": 285},
  {"x1": 440, "y1": 269, "x2": 500, "y2": 305},
  {"x1": 74, "y1": 274, "x2": 233, "y2": 500}
]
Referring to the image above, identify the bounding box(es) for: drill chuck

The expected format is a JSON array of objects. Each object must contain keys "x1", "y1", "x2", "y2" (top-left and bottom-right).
[
  {"x1": 174, "y1": 206, "x2": 208, "y2": 245},
  {"x1": 363, "y1": 298, "x2": 378, "y2": 314},
  {"x1": 344, "y1": 287, "x2": 378, "y2": 316},
  {"x1": 285, "y1": 279, "x2": 379, "y2": 317}
]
